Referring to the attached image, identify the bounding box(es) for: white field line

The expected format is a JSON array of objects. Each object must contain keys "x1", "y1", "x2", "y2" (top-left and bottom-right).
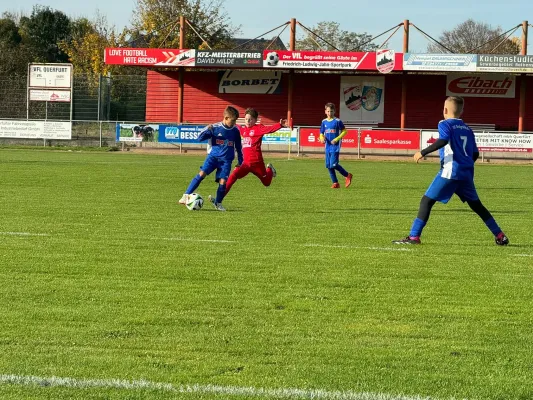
[
  {"x1": 512, "y1": 254, "x2": 533, "y2": 257},
  {"x1": 162, "y1": 237, "x2": 236, "y2": 243},
  {"x1": 0, "y1": 374, "x2": 459, "y2": 400},
  {"x1": 0, "y1": 231, "x2": 49, "y2": 237},
  {"x1": 304, "y1": 244, "x2": 412, "y2": 252}
]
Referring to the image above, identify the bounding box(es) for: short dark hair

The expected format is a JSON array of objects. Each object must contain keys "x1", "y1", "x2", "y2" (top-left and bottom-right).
[
  {"x1": 325, "y1": 102, "x2": 336, "y2": 110},
  {"x1": 224, "y1": 106, "x2": 239, "y2": 120},
  {"x1": 244, "y1": 107, "x2": 258, "y2": 119},
  {"x1": 446, "y1": 96, "x2": 464, "y2": 113}
]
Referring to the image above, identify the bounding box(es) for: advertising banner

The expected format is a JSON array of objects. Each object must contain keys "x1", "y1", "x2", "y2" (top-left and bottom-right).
[
  {"x1": 446, "y1": 74, "x2": 516, "y2": 98},
  {"x1": 339, "y1": 76, "x2": 385, "y2": 124},
  {"x1": 105, "y1": 48, "x2": 196, "y2": 66},
  {"x1": 476, "y1": 54, "x2": 533, "y2": 73},
  {"x1": 158, "y1": 125, "x2": 207, "y2": 143},
  {"x1": 421, "y1": 130, "x2": 533, "y2": 152},
  {"x1": 360, "y1": 130, "x2": 420, "y2": 150},
  {"x1": 218, "y1": 70, "x2": 282, "y2": 94},
  {"x1": 299, "y1": 127, "x2": 358, "y2": 148},
  {"x1": 403, "y1": 54, "x2": 477, "y2": 71},
  {"x1": 263, "y1": 50, "x2": 402, "y2": 71},
  {"x1": 29, "y1": 89, "x2": 71, "y2": 102},
  {"x1": 0, "y1": 120, "x2": 71, "y2": 139},
  {"x1": 115, "y1": 124, "x2": 159, "y2": 142},
  {"x1": 196, "y1": 50, "x2": 262, "y2": 67},
  {"x1": 261, "y1": 127, "x2": 298, "y2": 145}
]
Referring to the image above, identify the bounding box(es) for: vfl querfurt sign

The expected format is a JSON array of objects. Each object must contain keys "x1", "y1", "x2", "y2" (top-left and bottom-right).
[
  {"x1": 217, "y1": 70, "x2": 282, "y2": 94},
  {"x1": 446, "y1": 74, "x2": 516, "y2": 98},
  {"x1": 339, "y1": 76, "x2": 385, "y2": 124}
]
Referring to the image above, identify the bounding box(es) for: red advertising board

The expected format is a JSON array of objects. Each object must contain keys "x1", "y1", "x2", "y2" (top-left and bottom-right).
[
  {"x1": 299, "y1": 128, "x2": 358, "y2": 148},
  {"x1": 360, "y1": 130, "x2": 420, "y2": 149},
  {"x1": 105, "y1": 48, "x2": 195, "y2": 66},
  {"x1": 263, "y1": 50, "x2": 403, "y2": 72}
]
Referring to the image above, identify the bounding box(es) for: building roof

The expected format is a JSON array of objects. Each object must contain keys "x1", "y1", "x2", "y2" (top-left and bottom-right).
[{"x1": 229, "y1": 37, "x2": 287, "y2": 51}]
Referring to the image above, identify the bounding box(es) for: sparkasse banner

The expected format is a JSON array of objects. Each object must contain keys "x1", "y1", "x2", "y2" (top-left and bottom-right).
[
  {"x1": 446, "y1": 74, "x2": 516, "y2": 98},
  {"x1": 360, "y1": 130, "x2": 420, "y2": 150},
  {"x1": 299, "y1": 128, "x2": 358, "y2": 148}
]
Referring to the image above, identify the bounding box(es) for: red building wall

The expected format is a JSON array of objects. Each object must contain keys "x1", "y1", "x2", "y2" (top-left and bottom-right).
[{"x1": 146, "y1": 70, "x2": 533, "y2": 131}]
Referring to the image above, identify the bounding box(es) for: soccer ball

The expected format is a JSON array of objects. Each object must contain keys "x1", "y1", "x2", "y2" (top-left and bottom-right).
[
  {"x1": 266, "y1": 51, "x2": 279, "y2": 66},
  {"x1": 186, "y1": 193, "x2": 204, "y2": 211}
]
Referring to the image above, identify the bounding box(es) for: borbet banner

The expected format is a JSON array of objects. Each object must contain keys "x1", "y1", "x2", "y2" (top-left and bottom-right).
[
  {"x1": 196, "y1": 51, "x2": 262, "y2": 67},
  {"x1": 299, "y1": 128, "x2": 358, "y2": 148},
  {"x1": 360, "y1": 130, "x2": 420, "y2": 150},
  {"x1": 263, "y1": 50, "x2": 402, "y2": 71},
  {"x1": 446, "y1": 74, "x2": 516, "y2": 98},
  {"x1": 339, "y1": 76, "x2": 385, "y2": 124},
  {"x1": 218, "y1": 70, "x2": 282, "y2": 94},
  {"x1": 105, "y1": 48, "x2": 196, "y2": 66}
]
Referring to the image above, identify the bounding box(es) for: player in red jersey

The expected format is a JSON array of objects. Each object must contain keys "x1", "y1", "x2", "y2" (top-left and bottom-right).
[{"x1": 210, "y1": 108, "x2": 287, "y2": 204}]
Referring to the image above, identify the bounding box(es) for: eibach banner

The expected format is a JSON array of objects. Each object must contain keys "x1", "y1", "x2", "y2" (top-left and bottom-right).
[
  {"x1": 446, "y1": 74, "x2": 516, "y2": 98},
  {"x1": 105, "y1": 48, "x2": 196, "y2": 66},
  {"x1": 263, "y1": 50, "x2": 403, "y2": 72},
  {"x1": 299, "y1": 128, "x2": 358, "y2": 148},
  {"x1": 360, "y1": 130, "x2": 420, "y2": 150}
]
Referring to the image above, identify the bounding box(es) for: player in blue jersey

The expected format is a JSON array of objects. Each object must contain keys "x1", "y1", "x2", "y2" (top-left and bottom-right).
[
  {"x1": 179, "y1": 106, "x2": 243, "y2": 212},
  {"x1": 320, "y1": 103, "x2": 353, "y2": 188},
  {"x1": 393, "y1": 96, "x2": 509, "y2": 245}
]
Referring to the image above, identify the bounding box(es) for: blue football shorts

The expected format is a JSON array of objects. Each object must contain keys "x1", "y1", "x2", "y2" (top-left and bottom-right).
[
  {"x1": 200, "y1": 156, "x2": 233, "y2": 181},
  {"x1": 325, "y1": 151, "x2": 340, "y2": 169},
  {"x1": 425, "y1": 171, "x2": 479, "y2": 204}
]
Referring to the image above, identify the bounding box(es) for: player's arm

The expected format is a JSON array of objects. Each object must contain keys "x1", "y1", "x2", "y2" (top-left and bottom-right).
[
  {"x1": 331, "y1": 129, "x2": 347, "y2": 144},
  {"x1": 472, "y1": 131, "x2": 479, "y2": 162},
  {"x1": 319, "y1": 121, "x2": 326, "y2": 143},
  {"x1": 198, "y1": 125, "x2": 214, "y2": 142},
  {"x1": 235, "y1": 133, "x2": 243, "y2": 166},
  {"x1": 260, "y1": 120, "x2": 285, "y2": 135},
  {"x1": 414, "y1": 139, "x2": 448, "y2": 163}
]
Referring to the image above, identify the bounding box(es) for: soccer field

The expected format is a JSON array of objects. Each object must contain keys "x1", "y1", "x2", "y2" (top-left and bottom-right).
[{"x1": 0, "y1": 149, "x2": 531, "y2": 400}]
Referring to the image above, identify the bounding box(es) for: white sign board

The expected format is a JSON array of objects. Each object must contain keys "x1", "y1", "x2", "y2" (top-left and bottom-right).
[
  {"x1": 421, "y1": 130, "x2": 533, "y2": 153},
  {"x1": 29, "y1": 64, "x2": 72, "y2": 88},
  {"x1": 29, "y1": 89, "x2": 71, "y2": 102},
  {"x1": 0, "y1": 120, "x2": 72, "y2": 139}
]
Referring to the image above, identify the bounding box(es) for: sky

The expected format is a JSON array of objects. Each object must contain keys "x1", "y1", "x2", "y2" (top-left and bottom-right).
[{"x1": 3, "y1": 0, "x2": 532, "y2": 52}]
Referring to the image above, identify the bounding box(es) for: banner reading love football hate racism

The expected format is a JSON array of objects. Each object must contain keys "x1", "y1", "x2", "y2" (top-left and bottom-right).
[{"x1": 105, "y1": 48, "x2": 196, "y2": 66}]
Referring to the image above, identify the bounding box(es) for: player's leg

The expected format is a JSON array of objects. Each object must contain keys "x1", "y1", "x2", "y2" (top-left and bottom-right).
[
  {"x1": 393, "y1": 173, "x2": 456, "y2": 244},
  {"x1": 208, "y1": 159, "x2": 232, "y2": 211},
  {"x1": 180, "y1": 159, "x2": 212, "y2": 204},
  {"x1": 252, "y1": 163, "x2": 272, "y2": 187},
  {"x1": 458, "y1": 182, "x2": 509, "y2": 245},
  {"x1": 334, "y1": 163, "x2": 352, "y2": 188},
  {"x1": 225, "y1": 164, "x2": 250, "y2": 197},
  {"x1": 326, "y1": 152, "x2": 340, "y2": 188},
  {"x1": 266, "y1": 163, "x2": 276, "y2": 178}
]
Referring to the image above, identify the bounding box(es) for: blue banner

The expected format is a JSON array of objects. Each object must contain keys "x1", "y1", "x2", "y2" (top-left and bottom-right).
[{"x1": 158, "y1": 124, "x2": 208, "y2": 143}]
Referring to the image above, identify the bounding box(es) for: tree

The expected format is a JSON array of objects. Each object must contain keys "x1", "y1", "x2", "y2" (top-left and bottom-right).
[
  {"x1": 18, "y1": 5, "x2": 72, "y2": 63},
  {"x1": 0, "y1": 14, "x2": 33, "y2": 75},
  {"x1": 59, "y1": 13, "x2": 132, "y2": 77},
  {"x1": 427, "y1": 19, "x2": 521, "y2": 54},
  {"x1": 295, "y1": 21, "x2": 378, "y2": 51},
  {"x1": 130, "y1": 0, "x2": 240, "y2": 49}
]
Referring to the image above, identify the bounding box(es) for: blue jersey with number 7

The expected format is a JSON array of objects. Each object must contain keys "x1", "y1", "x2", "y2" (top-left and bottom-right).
[{"x1": 437, "y1": 118, "x2": 478, "y2": 181}]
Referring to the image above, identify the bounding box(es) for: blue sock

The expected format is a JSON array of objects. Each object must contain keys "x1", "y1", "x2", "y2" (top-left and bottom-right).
[
  {"x1": 186, "y1": 174, "x2": 204, "y2": 194},
  {"x1": 409, "y1": 218, "x2": 426, "y2": 237},
  {"x1": 335, "y1": 164, "x2": 349, "y2": 177},
  {"x1": 328, "y1": 168, "x2": 338, "y2": 183},
  {"x1": 216, "y1": 183, "x2": 226, "y2": 203},
  {"x1": 484, "y1": 217, "x2": 502, "y2": 236}
]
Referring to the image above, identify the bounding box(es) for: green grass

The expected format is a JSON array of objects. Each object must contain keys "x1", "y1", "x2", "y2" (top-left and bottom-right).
[{"x1": 0, "y1": 149, "x2": 532, "y2": 400}]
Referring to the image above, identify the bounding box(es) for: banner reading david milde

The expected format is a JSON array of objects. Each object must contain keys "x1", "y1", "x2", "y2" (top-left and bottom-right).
[
  {"x1": 196, "y1": 51, "x2": 262, "y2": 67},
  {"x1": 477, "y1": 54, "x2": 533, "y2": 73}
]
